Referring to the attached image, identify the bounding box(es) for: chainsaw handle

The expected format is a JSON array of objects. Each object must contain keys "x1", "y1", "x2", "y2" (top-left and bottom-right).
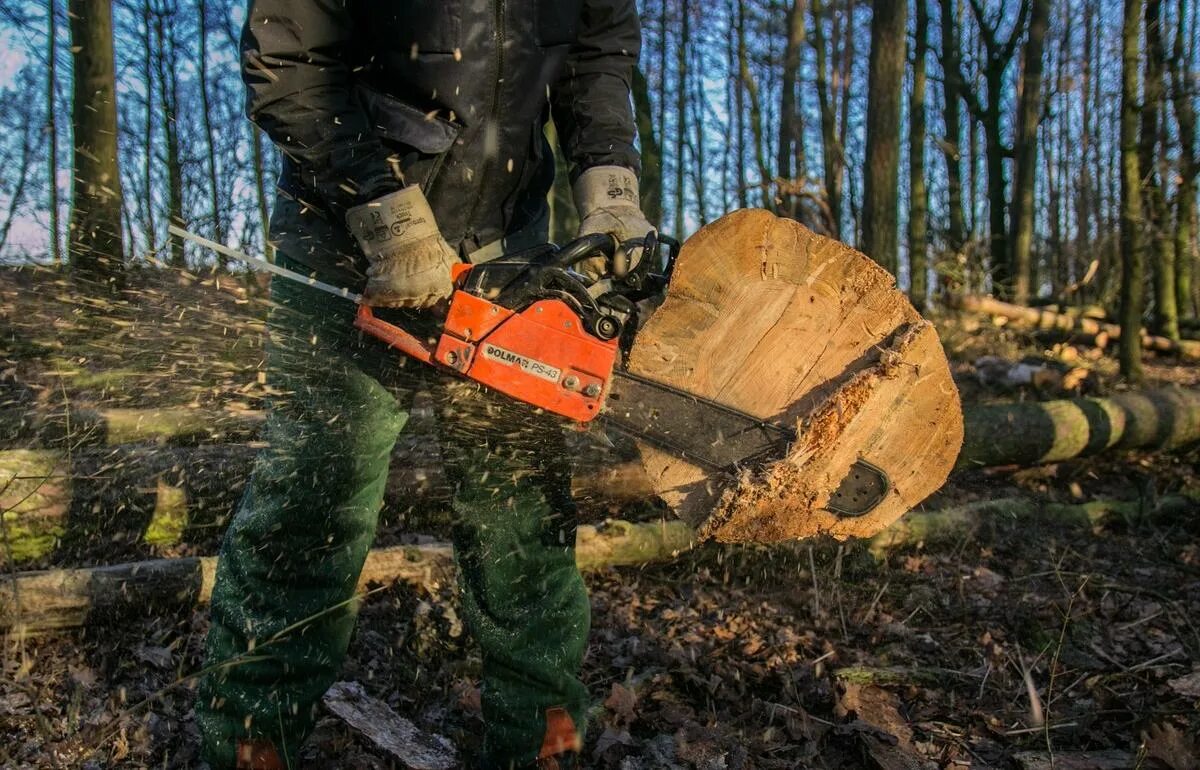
[{"x1": 353, "y1": 304, "x2": 436, "y2": 364}]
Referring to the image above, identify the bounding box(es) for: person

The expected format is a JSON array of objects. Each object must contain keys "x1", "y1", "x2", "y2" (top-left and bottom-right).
[{"x1": 195, "y1": 2, "x2": 652, "y2": 768}]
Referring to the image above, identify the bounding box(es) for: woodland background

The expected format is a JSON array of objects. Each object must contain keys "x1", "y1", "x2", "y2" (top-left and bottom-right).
[{"x1": 0, "y1": 0, "x2": 1197, "y2": 374}]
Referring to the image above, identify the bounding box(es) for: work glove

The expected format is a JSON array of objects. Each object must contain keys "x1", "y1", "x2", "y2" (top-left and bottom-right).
[
  {"x1": 345, "y1": 185, "x2": 458, "y2": 308},
  {"x1": 573, "y1": 165, "x2": 655, "y2": 281}
]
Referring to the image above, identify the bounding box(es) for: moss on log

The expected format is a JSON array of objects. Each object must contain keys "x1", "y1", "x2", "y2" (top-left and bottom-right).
[
  {"x1": 0, "y1": 405, "x2": 264, "y2": 449},
  {"x1": 868, "y1": 495, "x2": 1198, "y2": 555},
  {"x1": 958, "y1": 388, "x2": 1200, "y2": 468}
]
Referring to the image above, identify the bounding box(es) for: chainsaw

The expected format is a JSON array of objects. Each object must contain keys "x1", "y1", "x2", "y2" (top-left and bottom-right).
[{"x1": 170, "y1": 225, "x2": 888, "y2": 516}]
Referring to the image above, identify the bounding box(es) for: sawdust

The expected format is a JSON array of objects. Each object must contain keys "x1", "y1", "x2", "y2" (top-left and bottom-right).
[{"x1": 698, "y1": 322, "x2": 931, "y2": 544}]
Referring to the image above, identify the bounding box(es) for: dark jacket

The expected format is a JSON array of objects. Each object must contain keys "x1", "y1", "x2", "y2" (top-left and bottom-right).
[{"x1": 242, "y1": 0, "x2": 642, "y2": 257}]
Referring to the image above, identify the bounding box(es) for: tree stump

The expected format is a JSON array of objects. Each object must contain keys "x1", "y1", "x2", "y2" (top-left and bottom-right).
[{"x1": 627, "y1": 209, "x2": 963, "y2": 542}]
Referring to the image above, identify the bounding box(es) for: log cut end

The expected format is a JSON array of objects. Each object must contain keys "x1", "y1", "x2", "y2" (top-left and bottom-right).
[{"x1": 630, "y1": 210, "x2": 963, "y2": 543}]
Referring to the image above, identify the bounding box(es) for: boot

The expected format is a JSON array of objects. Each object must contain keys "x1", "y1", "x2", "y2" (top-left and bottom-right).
[{"x1": 235, "y1": 739, "x2": 286, "y2": 770}]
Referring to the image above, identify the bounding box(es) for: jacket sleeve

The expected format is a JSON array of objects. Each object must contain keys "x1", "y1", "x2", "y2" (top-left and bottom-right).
[
  {"x1": 242, "y1": 0, "x2": 401, "y2": 216},
  {"x1": 549, "y1": 0, "x2": 642, "y2": 182}
]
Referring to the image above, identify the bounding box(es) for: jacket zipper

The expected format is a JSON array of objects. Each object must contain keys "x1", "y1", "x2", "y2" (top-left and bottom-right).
[{"x1": 465, "y1": 0, "x2": 506, "y2": 244}]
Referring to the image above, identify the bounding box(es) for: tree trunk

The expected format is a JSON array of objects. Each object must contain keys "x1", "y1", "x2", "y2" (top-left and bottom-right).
[
  {"x1": 1009, "y1": 0, "x2": 1050, "y2": 305},
  {"x1": 251, "y1": 126, "x2": 272, "y2": 261},
  {"x1": 860, "y1": 0, "x2": 907, "y2": 273},
  {"x1": 1169, "y1": 0, "x2": 1198, "y2": 319},
  {"x1": 632, "y1": 66, "x2": 663, "y2": 229},
  {"x1": 1142, "y1": 0, "x2": 1177, "y2": 340},
  {"x1": 1119, "y1": 0, "x2": 1146, "y2": 380},
  {"x1": 939, "y1": 0, "x2": 967, "y2": 276},
  {"x1": 908, "y1": 0, "x2": 930, "y2": 311},
  {"x1": 141, "y1": 0, "x2": 156, "y2": 259},
  {"x1": 46, "y1": 0, "x2": 62, "y2": 265},
  {"x1": 67, "y1": 0, "x2": 125, "y2": 282},
  {"x1": 155, "y1": 2, "x2": 186, "y2": 268},
  {"x1": 197, "y1": 0, "x2": 225, "y2": 256},
  {"x1": 811, "y1": 0, "x2": 843, "y2": 238},
  {"x1": 625, "y1": 210, "x2": 962, "y2": 543},
  {"x1": 738, "y1": 14, "x2": 772, "y2": 211},
  {"x1": 673, "y1": 0, "x2": 689, "y2": 236},
  {"x1": 731, "y1": 0, "x2": 748, "y2": 210},
  {"x1": 777, "y1": 0, "x2": 806, "y2": 219}
]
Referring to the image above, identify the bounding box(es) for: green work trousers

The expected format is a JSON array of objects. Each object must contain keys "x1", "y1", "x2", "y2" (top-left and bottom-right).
[{"x1": 196, "y1": 201, "x2": 589, "y2": 769}]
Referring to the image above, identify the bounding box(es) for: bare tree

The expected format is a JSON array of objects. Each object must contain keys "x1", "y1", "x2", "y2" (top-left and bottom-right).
[
  {"x1": 1008, "y1": 0, "x2": 1050, "y2": 304},
  {"x1": 67, "y1": 0, "x2": 126, "y2": 281},
  {"x1": 861, "y1": 0, "x2": 907, "y2": 273},
  {"x1": 777, "y1": 0, "x2": 807, "y2": 219},
  {"x1": 909, "y1": 0, "x2": 930, "y2": 310},
  {"x1": 1119, "y1": 0, "x2": 1146, "y2": 380},
  {"x1": 961, "y1": 0, "x2": 1032, "y2": 297},
  {"x1": 46, "y1": 0, "x2": 62, "y2": 264},
  {"x1": 1167, "y1": 0, "x2": 1197, "y2": 319}
]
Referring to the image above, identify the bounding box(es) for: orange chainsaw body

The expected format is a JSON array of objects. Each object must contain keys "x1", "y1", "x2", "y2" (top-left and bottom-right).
[{"x1": 354, "y1": 293, "x2": 619, "y2": 423}]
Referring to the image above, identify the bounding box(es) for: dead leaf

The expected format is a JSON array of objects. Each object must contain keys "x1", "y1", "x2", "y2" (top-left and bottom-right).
[
  {"x1": 1013, "y1": 750, "x2": 1134, "y2": 770},
  {"x1": 133, "y1": 645, "x2": 172, "y2": 670},
  {"x1": 834, "y1": 681, "x2": 914, "y2": 749},
  {"x1": 604, "y1": 682, "x2": 638, "y2": 725},
  {"x1": 1166, "y1": 670, "x2": 1200, "y2": 700},
  {"x1": 1142, "y1": 722, "x2": 1200, "y2": 770}
]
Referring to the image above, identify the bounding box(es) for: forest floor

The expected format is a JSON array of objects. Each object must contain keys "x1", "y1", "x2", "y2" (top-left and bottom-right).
[{"x1": 2, "y1": 264, "x2": 1199, "y2": 769}]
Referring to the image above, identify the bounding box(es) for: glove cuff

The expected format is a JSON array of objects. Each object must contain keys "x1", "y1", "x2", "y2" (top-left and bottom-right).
[
  {"x1": 345, "y1": 185, "x2": 442, "y2": 258},
  {"x1": 573, "y1": 166, "x2": 641, "y2": 217}
]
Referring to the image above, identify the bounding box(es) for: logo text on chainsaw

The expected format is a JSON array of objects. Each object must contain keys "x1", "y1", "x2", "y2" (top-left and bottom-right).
[{"x1": 482, "y1": 344, "x2": 562, "y2": 383}]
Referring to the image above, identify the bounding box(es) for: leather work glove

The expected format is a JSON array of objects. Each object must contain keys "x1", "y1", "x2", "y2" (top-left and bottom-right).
[
  {"x1": 573, "y1": 165, "x2": 655, "y2": 281},
  {"x1": 345, "y1": 185, "x2": 458, "y2": 308}
]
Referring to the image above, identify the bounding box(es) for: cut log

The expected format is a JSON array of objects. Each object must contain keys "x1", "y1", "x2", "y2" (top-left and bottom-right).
[
  {"x1": 958, "y1": 387, "x2": 1200, "y2": 468},
  {"x1": 626, "y1": 209, "x2": 964, "y2": 543},
  {"x1": 0, "y1": 405, "x2": 264, "y2": 449},
  {"x1": 0, "y1": 518, "x2": 694, "y2": 633},
  {"x1": 5, "y1": 385, "x2": 1199, "y2": 564},
  {"x1": 951, "y1": 295, "x2": 1200, "y2": 361}
]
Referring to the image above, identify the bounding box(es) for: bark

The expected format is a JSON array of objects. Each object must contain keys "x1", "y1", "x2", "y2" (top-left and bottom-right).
[
  {"x1": 0, "y1": 518, "x2": 696, "y2": 632},
  {"x1": 67, "y1": 0, "x2": 126, "y2": 282},
  {"x1": 860, "y1": 0, "x2": 907, "y2": 273},
  {"x1": 950, "y1": 295, "x2": 1200, "y2": 360},
  {"x1": 46, "y1": 0, "x2": 62, "y2": 265},
  {"x1": 908, "y1": 0, "x2": 930, "y2": 311},
  {"x1": 1008, "y1": 0, "x2": 1050, "y2": 305},
  {"x1": 631, "y1": 66, "x2": 663, "y2": 229},
  {"x1": 1119, "y1": 0, "x2": 1147, "y2": 380}
]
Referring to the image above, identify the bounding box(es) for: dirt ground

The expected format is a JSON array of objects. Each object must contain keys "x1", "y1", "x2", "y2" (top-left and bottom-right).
[{"x1": 2, "y1": 266, "x2": 1199, "y2": 769}]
